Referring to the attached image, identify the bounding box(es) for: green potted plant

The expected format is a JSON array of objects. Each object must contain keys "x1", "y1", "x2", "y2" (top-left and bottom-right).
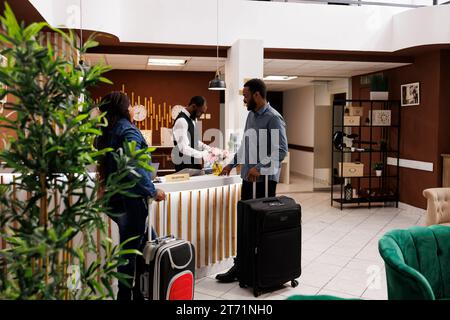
[
  {"x1": 373, "y1": 162, "x2": 383, "y2": 176},
  {"x1": 0, "y1": 4, "x2": 154, "y2": 299},
  {"x1": 379, "y1": 139, "x2": 388, "y2": 152},
  {"x1": 370, "y1": 73, "x2": 389, "y2": 100}
]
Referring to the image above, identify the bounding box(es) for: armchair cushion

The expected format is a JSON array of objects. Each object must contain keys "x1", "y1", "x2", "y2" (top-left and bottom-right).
[
  {"x1": 423, "y1": 188, "x2": 450, "y2": 226},
  {"x1": 378, "y1": 225, "x2": 450, "y2": 300}
]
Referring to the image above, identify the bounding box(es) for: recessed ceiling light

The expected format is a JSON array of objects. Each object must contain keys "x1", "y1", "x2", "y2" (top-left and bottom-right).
[
  {"x1": 148, "y1": 58, "x2": 187, "y2": 66},
  {"x1": 263, "y1": 75, "x2": 298, "y2": 81}
]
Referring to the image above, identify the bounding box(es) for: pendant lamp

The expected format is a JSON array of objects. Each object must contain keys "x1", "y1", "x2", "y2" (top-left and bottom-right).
[{"x1": 208, "y1": 0, "x2": 226, "y2": 91}]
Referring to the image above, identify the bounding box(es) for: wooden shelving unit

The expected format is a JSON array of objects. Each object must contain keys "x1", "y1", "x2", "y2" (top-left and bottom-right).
[{"x1": 331, "y1": 99, "x2": 401, "y2": 210}]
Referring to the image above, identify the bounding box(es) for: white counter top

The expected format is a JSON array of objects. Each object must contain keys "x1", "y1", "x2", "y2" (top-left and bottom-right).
[
  {"x1": 156, "y1": 174, "x2": 242, "y2": 193},
  {"x1": 0, "y1": 168, "x2": 242, "y2": 194}
]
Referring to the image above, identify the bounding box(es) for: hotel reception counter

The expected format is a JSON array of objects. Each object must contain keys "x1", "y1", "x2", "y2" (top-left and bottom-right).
[
  {"x1": 153, "y1": 174, "x2": 242, "y2": 277},
  {"x1": 0, "y1": 171, "x2": 242, "y2": 278}
]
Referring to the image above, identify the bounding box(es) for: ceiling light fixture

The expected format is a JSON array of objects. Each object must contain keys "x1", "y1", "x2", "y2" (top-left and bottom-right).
[
  {"x1": 263, "y1": 75, "x2": 298, "y2": 81},
  {"x1": 147, "y1": 58, "x2": 187, "y2": 66},
  {"x1": 208, "y1": 0, "x2": 226, "y2": 91}
]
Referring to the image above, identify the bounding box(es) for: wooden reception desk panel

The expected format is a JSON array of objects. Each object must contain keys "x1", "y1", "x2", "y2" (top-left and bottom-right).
[{"x1": 0, "y1": 172, "x2": 242, "y2": 278}]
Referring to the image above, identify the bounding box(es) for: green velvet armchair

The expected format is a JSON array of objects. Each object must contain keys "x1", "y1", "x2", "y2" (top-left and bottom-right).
[{"x1": 378, "y1": 225, "x2": 450, "y2": 300}]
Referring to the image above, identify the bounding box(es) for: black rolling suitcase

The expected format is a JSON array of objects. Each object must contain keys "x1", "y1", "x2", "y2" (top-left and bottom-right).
[
  {"x1": 138, "y1": 198, "x2": 196, "y2": 300},
  {"x1": 237, "y1": 176, "x2": 302, "y2": 297}
]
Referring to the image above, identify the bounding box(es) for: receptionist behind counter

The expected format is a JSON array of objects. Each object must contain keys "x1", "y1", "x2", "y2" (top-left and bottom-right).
[{"x1": 171, "y1": 96, "x2": 212, "y2": 172}]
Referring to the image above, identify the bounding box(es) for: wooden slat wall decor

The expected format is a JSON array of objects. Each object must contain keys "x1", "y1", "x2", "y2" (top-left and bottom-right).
[
  {"x1": 219, "y1": 187, "x2": 224, "y2": 261},
  {"x1": 167, "y1": 193, "x2": 171, "y2": 235},
  {"x1": 225, "y1": 185, "x2": 231, "y2": 258},
  {"x1": 145, "y1": 184, "x2": 241, "y2": 269},
  {"x1": 95, "y1": 85, "x2": 175, "y2": 143},
  {"x1": 204, "y1": 189, "x2": 209, "y2": 266},
  {"x1": 188, "y1": 191, "x2": 192, "y2": 242},
  {"x1": 177, "y1": 192, "x2": 182, "y2": 238},
  {"x1": 196, "y1": 190, "x2": 201, "y2": 269},
  {"x1": 232, "y1": 184, "x2": 237, "y2": 256},
  {"x1": 212, "y1": 188, "x2": 217, "y2": 264}
]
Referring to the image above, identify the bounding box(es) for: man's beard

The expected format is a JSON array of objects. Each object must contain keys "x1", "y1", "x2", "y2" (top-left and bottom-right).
[{"x1": 246, "y1": 99, "x2": 257, "y2": 112}]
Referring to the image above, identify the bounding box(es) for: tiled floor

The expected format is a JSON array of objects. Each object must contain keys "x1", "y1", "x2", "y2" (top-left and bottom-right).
[{"x1": 194, "y1": 176, "x2": 426, "y2": 300}]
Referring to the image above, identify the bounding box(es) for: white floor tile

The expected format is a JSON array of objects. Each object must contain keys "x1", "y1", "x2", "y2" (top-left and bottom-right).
[
  {"x1": 302, "y1": 248, "x2": 325, "y2": 261},
  {"x1": 299, "y1": 272, "x2": 340, "y2": 288},
  {"x1": 317, "y1": 289, "x2": 361, "y2": 300},
  {"x1": 325, "y1": 245, "x2": 360, "y2": 258},
  {"x1": 191, "y1": 182, "x2": 423, "y2": 301},
  {"x1": 276, "y1": 283, "x2": 321, "y2": 297},
  {"x1": 313, "y1": 253, "x2": 353, "y2": 267},
  {"x1": 303, "y1": 261, "x2": 343, "y2": 277},
  {"x1": 195, "y1": 277, "x2": 237, "y2": 298},
  {"x1": 220, "y1": 285, "x2": 272, "y2": 300},
  {"x1": 264, "y1": 293, "x2": 289, "y2": 300},
  {"x1": 194, "y1": 292, "x2": 220, "y2": 300},
  {"x1": 345, "y1": 258, "x2": 384, "y2": 272},
  {"x1": 322, "y1": 277, "x2": 368, "y2": 297}
]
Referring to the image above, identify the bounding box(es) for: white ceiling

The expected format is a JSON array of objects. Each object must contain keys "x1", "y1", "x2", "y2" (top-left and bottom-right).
[
  {"x1": 84, "y1": 53, "x2": 410, "y2": 91},
  {"x1": 84, "y1": 54, "x2": 227, "y2": 72}
]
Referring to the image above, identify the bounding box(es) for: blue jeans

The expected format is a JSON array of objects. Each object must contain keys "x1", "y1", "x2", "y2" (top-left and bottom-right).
[{"x1": 108, "y1": 196, "x2": 157, "y2": 300}]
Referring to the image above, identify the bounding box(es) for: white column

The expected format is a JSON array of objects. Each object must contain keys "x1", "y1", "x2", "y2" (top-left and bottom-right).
[{"x1": 223, "y1": 39, "x2": 264, "y2": 149}]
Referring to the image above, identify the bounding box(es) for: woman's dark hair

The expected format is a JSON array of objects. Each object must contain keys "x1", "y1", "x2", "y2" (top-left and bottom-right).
[
  {"x1": 96, "y1": 91, "x2": 131, "y2": 148},
  {"x1": 188, "y1": 96, "x2": 206, "y2": 107},
  {"x1": 244, "y1": 78, "x2": 267, "y2": 99},
  {"x1": 100, "y1": 91, "x2": 131, "y2": 130},
  {"x1": 95, "y1": 91, "x2": 131, "y2": 185}
]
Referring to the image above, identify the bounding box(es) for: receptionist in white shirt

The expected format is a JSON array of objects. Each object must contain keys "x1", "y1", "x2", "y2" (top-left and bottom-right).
[{"x1": 171, "y1": 96, "x2": 212, "y2": 172}]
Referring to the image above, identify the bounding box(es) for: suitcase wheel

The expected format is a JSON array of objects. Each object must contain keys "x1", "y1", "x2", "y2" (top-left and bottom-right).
[
  {"x1": 253, "y1": 288, "x2": 261, "y2": 297},
  {"x1": 291, "y1": 280, "x2": 299, "y2": 288},
  {"x1": 239, "y1": 282, "x2": 247, "y2": 288}
]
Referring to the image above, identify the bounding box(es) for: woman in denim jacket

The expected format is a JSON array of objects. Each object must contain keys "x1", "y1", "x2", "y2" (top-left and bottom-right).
[{"x1": 96, "y1": 91, "x2": 165, "y2": 300}]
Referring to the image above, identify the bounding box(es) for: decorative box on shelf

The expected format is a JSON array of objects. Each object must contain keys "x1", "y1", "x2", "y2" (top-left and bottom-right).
[
  {"x1": 344, "y1": 116, "x2": 360, "y2": 126},
  {"x1": 371, "y1": 110, "x2": 391, "y2": 126},
  {"x1": 369, "y1": 91, "x2": 389, "y2": 100},
  {"x1": 348, "y1": 106, "x2": 363, "y2": 117},
  {"x1": 338, "y1": 162, "x2": 364, "y2": 177}
]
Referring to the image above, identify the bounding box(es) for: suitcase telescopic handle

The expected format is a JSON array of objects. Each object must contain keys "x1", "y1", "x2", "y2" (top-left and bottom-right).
[
  {"x1": 147, "y1": 197, "x2": 168, "y2": 241},
  {"x1": 252, "y1": 175, "x2": 269, "y2": 199},
  {"x1": 147, "y1": 198, "x2": 153, "y2": 242}
]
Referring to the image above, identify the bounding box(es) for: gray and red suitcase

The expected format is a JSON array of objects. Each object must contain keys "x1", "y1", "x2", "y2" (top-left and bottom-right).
[
  {"x1": 237, "y1": 177, "x2": 302, "y2": 297},
  {"x1": 138, "y1": 199, "x2": 195, "y2": 300}
]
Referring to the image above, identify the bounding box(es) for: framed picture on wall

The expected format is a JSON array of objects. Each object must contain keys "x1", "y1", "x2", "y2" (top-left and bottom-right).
[{"x1": 401, "y1": 82, "x2": 420, "y2": 106}]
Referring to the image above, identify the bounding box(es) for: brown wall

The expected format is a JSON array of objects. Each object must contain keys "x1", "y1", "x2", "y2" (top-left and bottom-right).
[
  {"x1": 352, "y1": 49, "x2": 450, "y2": 209},
  {"x1": 438, "y1": 50, "x2": 450, "y2": 176},
  {"x1": 89, "y1": 70, "x2": 221, "y2": 145}
]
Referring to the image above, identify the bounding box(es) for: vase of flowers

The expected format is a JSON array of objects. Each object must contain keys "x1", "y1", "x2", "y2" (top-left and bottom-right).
[{"x1": 206, "y1": 148, "x2": 230, "y2": 176}]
